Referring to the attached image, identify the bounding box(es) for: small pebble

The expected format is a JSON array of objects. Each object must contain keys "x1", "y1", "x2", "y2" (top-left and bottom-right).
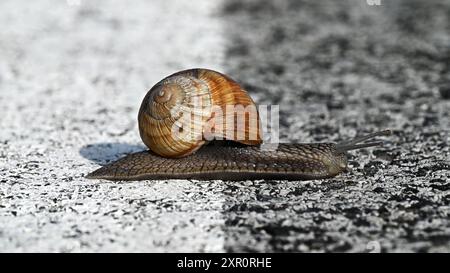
[{"x1": 439, "y1": 85, "x2": 450, "y2": 99}]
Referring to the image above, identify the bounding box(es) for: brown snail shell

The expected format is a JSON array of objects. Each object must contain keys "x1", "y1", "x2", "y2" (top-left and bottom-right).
[{"x1": 138, "y1": 68, "x2": 263, "y2": 158}]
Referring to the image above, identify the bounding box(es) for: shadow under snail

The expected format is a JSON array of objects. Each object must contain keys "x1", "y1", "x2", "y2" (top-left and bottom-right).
[{"x1": 87, "y1": 68, "x2": 391, "y2": 181}]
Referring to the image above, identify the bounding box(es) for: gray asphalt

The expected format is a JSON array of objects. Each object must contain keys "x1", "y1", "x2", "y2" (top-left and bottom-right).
[{"x1": 0, "y1": 0, "x2": 449, "y2": 252}]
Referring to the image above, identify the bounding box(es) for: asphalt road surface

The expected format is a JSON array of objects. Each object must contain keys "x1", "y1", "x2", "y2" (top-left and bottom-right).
[{"x1": 0, "y1": 0, "x2": 449, "y2": 252}]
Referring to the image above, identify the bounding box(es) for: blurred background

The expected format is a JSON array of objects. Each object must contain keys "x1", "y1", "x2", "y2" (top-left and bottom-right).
[{"x1": 0, "y1": 0, "x2": 449, "y2": 252}]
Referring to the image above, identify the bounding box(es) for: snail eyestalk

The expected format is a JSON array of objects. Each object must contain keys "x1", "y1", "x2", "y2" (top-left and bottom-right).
[{"x1": 336, "y1": 130, "x2": 391, "y2": 152}]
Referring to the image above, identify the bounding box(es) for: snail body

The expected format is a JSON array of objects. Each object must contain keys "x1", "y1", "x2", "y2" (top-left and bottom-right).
[{"x1": 87, "y1": 68, "x2": 391, "y2": 181}]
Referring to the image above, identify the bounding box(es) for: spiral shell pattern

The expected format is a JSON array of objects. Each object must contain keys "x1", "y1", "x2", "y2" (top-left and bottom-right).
[{"x1": 138, "y1": 69, "x2": 262, "y2": 158}]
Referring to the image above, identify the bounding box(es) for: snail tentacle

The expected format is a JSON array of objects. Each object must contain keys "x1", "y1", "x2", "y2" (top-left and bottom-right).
[{"x1": 336, "y1": 129, "x2": 392, "y2": 152}]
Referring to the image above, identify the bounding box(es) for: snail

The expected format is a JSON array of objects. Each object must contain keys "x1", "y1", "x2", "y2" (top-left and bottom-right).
[{"x1": 86, "y1": 68, "x2": 391, "y2": 181}]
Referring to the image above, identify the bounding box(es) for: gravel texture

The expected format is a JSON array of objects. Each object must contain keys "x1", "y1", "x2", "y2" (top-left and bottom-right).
[{"x1": 0, "y1": 0, "x2": 449, "y2": 252}]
